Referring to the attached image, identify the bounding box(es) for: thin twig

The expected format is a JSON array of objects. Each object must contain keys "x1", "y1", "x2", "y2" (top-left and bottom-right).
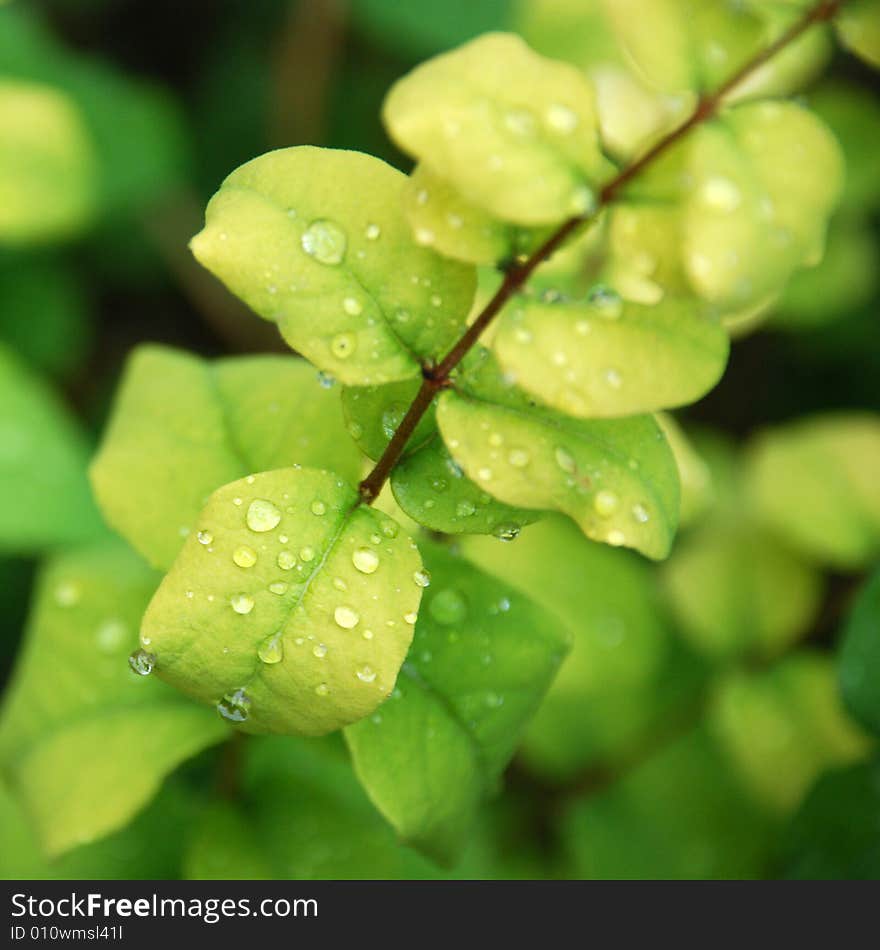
[{"x1": 358, "y1": 0, "x2": 845, "y2": 505}]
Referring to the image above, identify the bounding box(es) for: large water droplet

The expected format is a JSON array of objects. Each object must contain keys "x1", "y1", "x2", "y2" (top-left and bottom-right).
[
  {"x1": 334, "y1": 605, "x2": 360, "y2": 629},
  {"x1": 217, "y1": 688, "x2": 250, "y2": 723},
  {"x1": 413, "y1": 569, "x2": 431, "y2": 589},
  {"x1": 301, "y1": 219, "x2": 347, "y2": 264},
  {"x1": 429, "y1": 588, "x2": 467, "y2": 625},
  {"x1": 352, "y1": 547, "x2": 380, "y2": 574},
  {"x1": 258, "y1": 633, "x2": 283, "y2": 664},
  {"x1": 128, "y1": 648, "x2": 155, "y2": 676},
  {"x1": 277, "y1": 550, "x2": 296, "y2": 571},
  {"x1": 246, "y1": 499, "x2": 281, "y2": 532},
  {"x1": 230, "y1": 593, "x2": 255, "y2": 615},
  {"x1": 233, "y1": 545, "x2": 257, "y2": 568}
]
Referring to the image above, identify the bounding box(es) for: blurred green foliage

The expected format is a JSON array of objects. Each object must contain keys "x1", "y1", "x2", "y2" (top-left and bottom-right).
[{"x1": 0, "y1": 0, "x2": 879, "y2": 880}]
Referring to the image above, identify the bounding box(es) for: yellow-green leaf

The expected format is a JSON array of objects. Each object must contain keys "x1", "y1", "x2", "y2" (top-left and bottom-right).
[
  {"x1": 383, "y1": 32, "x2": 613, "y2": 226},
  {"x1": 836, "y1": 0, "x2": 880, "y2": 68},
  {"x1": 140, "y1": 468, "x2": 422, "y2": 736},
  {"x1": 190, "y1": 146, "x2": 476, "y2": 385}
]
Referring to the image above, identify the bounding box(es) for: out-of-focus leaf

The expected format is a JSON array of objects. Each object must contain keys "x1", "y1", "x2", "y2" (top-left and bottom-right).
[
  {"x1": 384, "y1": 33, "x2": 613, "y2": 225},
  {"x1": 345, "y1": 542, "x2": 567, "y2": 863},
  {"x1": 778, "y1": 757, "x2": 880, "y2": 879},
  {"x1": 708, "y1": 653, "x2": 871, "y2": 815},
  {"x1": 190, "y1": 147, "x2": 476, "y2": 386},
  {"x1": 464, "y1": 516, "x2": 704, "y2": 779},
  {"x1": 183, "y1": 801, "x2": 273, "y2": 880},
  {"x1": 836, "y1": 0, "x2": 880, "y2": 68},
  {"x1": 655, "y1": 413, "x2": 713, "y2": 526},
  {"x1": 141, "y1": 469, "x2": 422, "y2": 736},
  {"x1": 0, "y1": 541, "x2": 226, "y2": 857},
  {"x1": 0, "y1": 343, "x2": 102, "y2": 553},
  {"x1": 91, "y1": 346, "x2": 362, "y2": 570},
  {"x1": 839, "y1": 568, "x2": 880, "y2": 736},
  {"x1": 0, "y1": 79, "x2": 97, "y2": 245},
  {"x1": 746, "y1": 413, "x2": 880, "y2": 569}
]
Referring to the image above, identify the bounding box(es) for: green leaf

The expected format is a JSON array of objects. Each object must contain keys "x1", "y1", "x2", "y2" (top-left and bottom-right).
[
  {"x1": 91, "y1": 345, "x2": 362, "y2": 570},
  {"x1": 0, "y1": 78, "x2": 97, "y2": 245},
  {"x1": 190, "y1": 146, "x2": 476, "y2": 385},
  {"x1": 383, "y1": 32, "x2": 613, "y2": 226},
  {"x1": 779, "y1": 757, "x2": 880, "y2": 879},
  {"x1": 391, "y1": 434, "x2": 539, "y2": 538},
  {"x1": 0, "y1": 251, "x2": 92, "y2": 376},
  {"x1": 345, "y1": 542, "x2": 567, "y2": 863},
  {"x1": 708, "y1": 653, "x2": 871, "y2": 815},
  {"x1": 746, "y1": 413, "x2": 880, "y2": 569},
  {"x1": 655, "y1": 412, "x2": 714, "y2": 526},
  {"x1": 437, "y1": 350, "x2": 680, "y2": 559},
  {"x1": 839, "y1": 568, "x2": 880, "y2": 736},
  {"x1": 183, "y1": 801, "x2": 273, "y2": 880},
  {"x1": 836, "y1": 0, "x2": 880, "y2": 68},
  {"x1": 0, "y1": 540, "x2": 226, "y2": 856},
  {"x1": 141, "y1": 468, "x2": 423, "y2": 736},
  {"x1": 662, "y1": 520, "x2": 822, "y2": 662},
  {"x1": 0, "y1": 343, "x2": 102, "y2": 553},
  {"x1": 563, "y1": 725, "x2": 773, "y2": 879},
  {"x1": 493, "y1": 292, "x2": 729, "y2": 418},
  {"x1": 403, "y1": 163, "x2": 549, "y2": 265},
  {"x1": 464, "y1": 516, "x2": 704, "y2": 779},
  {"x1": 342, "y1": 377, "x2": 437, "y2": 462}
]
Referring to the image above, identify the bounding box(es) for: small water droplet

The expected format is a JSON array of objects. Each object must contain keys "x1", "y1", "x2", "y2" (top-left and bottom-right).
[
  {"x1": 335, "y1": 605, "x2": 360, "y2": 629},
  {"x1": 546, "y1": 102, "x2": 578, "y2": 134},
  {"x1": 353, "y1": 547, "x2": 380, "y2": 574},
  {"x1": 381, "y1": 520, "x2": 398, "y2": 538},
  {"x1": 301, "y1": 219, "x2": 347, "y2": 264},
  {"x1": 594, "y1": 490, "x2": 619, "y2": 517},
  {"x1": 315, "y1": 683, "x2": 330, "y2": 696},
  {"x1": 603, "y1": 367, "x2": 623, "y2": 389},
  {"x1": 197, "y1": 530, "x2": 213, "y2": 545},
  {"x1": 404, "y1": 611, "x2": 418, "y2": 625},
  {"x1": 268, "y1": 581, "x2": 288, "y2": 595},
  {"x1": 230, "y1": 593, "x2": 255, "y2": 615},
  {"x1": 310, "y1": 500, "x2": 326, "y2": 516},
  {"x1": 606, "y1": 529, "x2": 626, "y2": 546},
  {"x1": 507, "y1": 448, "x2": 530, "y2": 468},
  {"x1": 312, "y1": 642, "x2": 328, "y2": 658},
  {"x1": 413, "y1": 569, "x2": 431, "y2": 589},
  {"x1": 356, "y1": 665, "x2": 377, "y2": 683},
  {"x1": 343, "y1": 296, "x2": 362, "y2": 316},
  {"x1": 701, "y1": 175, "x2": 741, "y2": 212},
  {"x1": 493, "y1": 523, "x2": 521, "y2": 541},
  {"x1": 555, "y1": 446, "x2": 576, "y2": 474},
  {"x1": 588, "y1": 284, "x2": 623, "y2": 319},
  {"x1": 300, "y1": 546, "x2": 316, "y2": 562},
  {"x1": 217, "y1": 688, "x2": 250, "y2": 722},
  {"x1": 478, "y1": 467, "x2": 493, "y2": 481},
  {"x1": 362, "y1": 628, "x2": 374, "y2": 640},
  {"x1": 233, "y1": 545, "x2": 257, "y2": 568},
  {"x1": 632, "y1": 503, "x2": 650, "y2": 524},
  {"x1": 258, "y1": 633, "x2": 284, "y2": 664},
  {"x1": 246, "y1": 499, "x2": 281, "y2": 532},
  {"x1": 277, "y1": 550, "x2": 296, "y2": 570},
  {"x1": 456, "y1": 500, "x2": 476, "y2": 518},
  {"x1": 128, "y1": 648, "x2": 155, "y2": 676},
  {"x1": 504, "y1": 108, "x2": 536, "y2": 136},
  {"x1": 317, "y1": 371, "x2": 335, "y2": 389}
]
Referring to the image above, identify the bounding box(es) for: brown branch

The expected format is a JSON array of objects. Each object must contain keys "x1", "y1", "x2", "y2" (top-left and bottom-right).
[{"x1": 358, "y1": 0, "x2": 845, "y2": 505}]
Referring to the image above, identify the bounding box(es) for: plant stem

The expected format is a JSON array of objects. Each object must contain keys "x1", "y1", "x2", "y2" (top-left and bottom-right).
[{"x1": 358, "y1": 0, "x2": 844, "y2": 505}]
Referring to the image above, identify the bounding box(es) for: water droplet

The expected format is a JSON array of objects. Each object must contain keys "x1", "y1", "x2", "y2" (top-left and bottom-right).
[
  {"x1": 277, "y1": 550, "x2": 296, "y2": 570},
  {"x1": 413, "y1": 569, "x2": 431, "y2": 588},
  {"x1": 315, "y1": 683, "x2": 329, "y2": 696},
  {"x1": 363, "y1": 629, "x2": 374, "y2": 640},
  {"x1": 233, "y1": 497, "x2": 243, "y2": 507},
  {"x1": 353, "y1": 547, "x2": 380, "y2": 574},
  {"x1": 258, "y1": 633, "x2": 283, "y2": 664},
  {"x1": 300, "y1": 546, "x2": 316, "y2": 562},
  {"x1": 330, "y1": 332, "x2": 356, "y2": 360},
  {"x1": 356, "y1": 665, "x2": 377, "y2": 683},
  {"x1": 382, "y1": 404, "x2": 405, "y2": 439},
  {"x1": 488, "y1": 432, "x2": 504, "y2": 447},
  {"x1": 504, "y1": 108, "x2": 536, "y2": 136},
  {"x1": 632, "y1": 503, "x2": 650, "y2": 524},
  {"x1": 603, "y1": 367, "x2": 623, "y2": 389},
  {"x1": 456, "y1": 499, "x2": 476, "y2": 517},
  {"x1": 493, "y1": 523, "x2": 521, "y2": 541},
  {"x1": 54, "y1": 581, "x2": 80, "y2": 607},
  {"x1": 301, "y1": 219, "x2": 347, "y2": 264},
  {"x1": 594, "y1": 490, "x2": 619, "y2": 517},
  {"x1": 429, "y1": 588, "x2": 467, "y2": 625},
  {"x1": 268, "y1": 581, "x2": 288, "y2": 595},
  {"x1": 310, "y1": 500, "x2": 326, "y2": 516},
  {"x1": 128, "y1": 648, "x2": 155, "y2": 676},
  {"x1": 233, "y1": 545, "x2": 258, "y2": 568},
  {"x1": 197, "y1": 530, "x2": 213, "y2": 545},
  {"x1": 404, "y1": 611, "x2": 418, "y2": 624},
  {"x1": 317, "y1": 371, "x2": 336, "y2": 389},
  {"x1": 343, "y1": 296, "x2": 362, "y2": 316},
  {"x1": 217, "y1": 688, "x2": 250, "y2": 723},
  {"x1": 701, "y1": 175, "x2": 741, "y2": 212},
  {"x1": 365, "y1": 223, "x2": 381, "y2": 240},
  {"x1": 312, "y1": 642, "x2": 328, "y2": 658},
  {"x1": 334, "y1": 605, "x2": 360, "y2": 629},
  {"x1": 478, "y1": 467, "x2": 493, "y2": 481},
  {"x1": 588, "y1": 284, "x2": 623, "y2": 319},
  {"x1": 606, "y1": 529, "x2": 626, "y2": 546},
  {"x1": 555, "y1": 446, "x2": 576, "y2": 474},
  {"x1": 246, "y1": 499, "x2": 281, "y2": 532},
  {"x1": 230, "y1": 593, "x2": 255, "y2": 615},
  {"x1": 415, "y1": 227, "x2": 435, "y2": 246},
  {"x1": 507, "y1": 448, "x2": 531, "y2": 468},
  {"x1": 546, "y1": 103, "x2": 578, "y2": 134}
]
